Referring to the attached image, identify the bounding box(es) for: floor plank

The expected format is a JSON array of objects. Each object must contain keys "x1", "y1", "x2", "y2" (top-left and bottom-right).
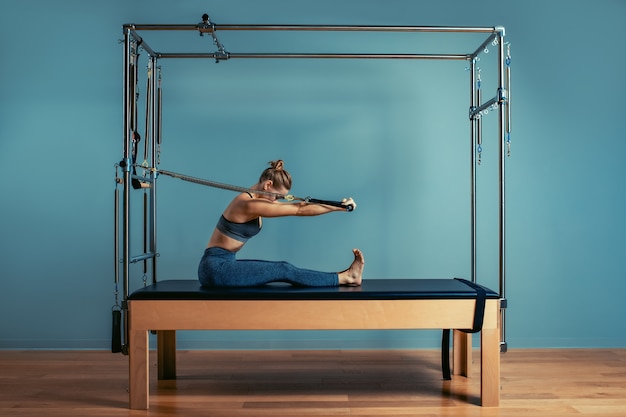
[{"x1": 0, "y1": 349, "x2": 625, "y2": 416}]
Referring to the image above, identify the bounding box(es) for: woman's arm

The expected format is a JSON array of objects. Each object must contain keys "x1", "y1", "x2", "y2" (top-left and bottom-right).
[{"x1": 242, "y1": 197, "x2": 355, "y2": 218}]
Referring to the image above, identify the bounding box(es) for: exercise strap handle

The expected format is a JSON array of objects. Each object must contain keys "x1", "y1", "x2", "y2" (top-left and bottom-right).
[{"x1": 305, "y1": 197, "x2": 354, "y2": 211}]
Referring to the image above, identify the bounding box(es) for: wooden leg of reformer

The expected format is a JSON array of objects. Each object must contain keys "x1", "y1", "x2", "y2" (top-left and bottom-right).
[
  {"x1": 129, "y1": 329, "x2": 149, "y2": 410},
  {"x1": 158, "y1": 330, "x2": 177, "y2": 380},
  {"x1": 453, "y1": 330, "x2": 472, "y2": 377},
  {"x1": 480, "y1": 326, "x2": 500, "y2": 406}
]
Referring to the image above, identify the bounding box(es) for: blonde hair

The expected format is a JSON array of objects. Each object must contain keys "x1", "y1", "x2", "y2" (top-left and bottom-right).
[{"x1": 259, "y1": 160, "x2": 292, "y2": 190}]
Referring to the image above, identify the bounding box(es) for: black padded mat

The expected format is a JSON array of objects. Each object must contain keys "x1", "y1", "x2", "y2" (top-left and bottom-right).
[{"x1": 129, "y1": 278, "x2": 499, "y2": 301}]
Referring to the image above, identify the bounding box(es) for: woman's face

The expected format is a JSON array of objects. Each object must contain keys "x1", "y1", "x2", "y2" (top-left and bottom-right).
[
  {"x1": 261, "y1": 181, "x2": 290, "y2": 202},
  {"x1": 272, "y1": 186, "x2": 290, "y2": 201}
]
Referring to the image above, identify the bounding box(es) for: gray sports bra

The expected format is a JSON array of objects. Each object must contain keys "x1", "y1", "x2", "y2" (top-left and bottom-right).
[{"x1": 215, "y1": 215, "x2": 262, "y2": 242}]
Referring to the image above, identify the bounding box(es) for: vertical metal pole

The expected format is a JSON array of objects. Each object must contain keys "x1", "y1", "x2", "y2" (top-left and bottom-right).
[
  {"x1": 497, "y1": 29, "x2": 508, "y2": 352},
  {"x1": 121, "y1": 28, "x2": 133, "y2": 354},
  {"x1": 142, "y1": 61, "x2": 152, "y2": 282},
  {"x1": 469, "y1": 58, "x2": 477, "y2": 284},
  {"x1": 475, "y1": 75, "x2": 482, "y2": 281},
  {"x1": 149, "y1": 56, "x2": 159, "y2": 284}
]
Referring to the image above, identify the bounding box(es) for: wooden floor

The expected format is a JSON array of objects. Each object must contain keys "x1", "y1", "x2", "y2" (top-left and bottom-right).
[{"x1": 0, "y1": 348, "x2": 625, "y2": 416}]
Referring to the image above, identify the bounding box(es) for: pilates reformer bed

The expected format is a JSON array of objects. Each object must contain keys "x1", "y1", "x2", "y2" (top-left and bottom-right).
[{"x1": 127, "y1": 278, "x2": 500, "y2": 409}]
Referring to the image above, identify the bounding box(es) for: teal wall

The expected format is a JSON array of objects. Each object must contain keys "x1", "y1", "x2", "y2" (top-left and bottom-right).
[{"x1": 1, "y1": 0, "x2": 624, "y2": 350}]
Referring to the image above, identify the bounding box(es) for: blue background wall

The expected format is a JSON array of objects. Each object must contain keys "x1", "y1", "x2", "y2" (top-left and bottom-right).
[{"x1": 1, "y1": 0, "x2": 624, "y2": 350}]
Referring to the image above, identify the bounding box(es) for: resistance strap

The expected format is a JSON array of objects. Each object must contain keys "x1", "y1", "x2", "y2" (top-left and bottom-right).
[
  {"x1": 455, "y1": 278, "x2": 487, "y2": 334},
  {"x1": 111, "y1": 307, "x2": 122, "y2": 353},
  {"x1": 144, "y1": 167, "x2": 354, "y2": 211},
  {"x1": 440, "y1": 278, "x2": 488, "y2": 380}
]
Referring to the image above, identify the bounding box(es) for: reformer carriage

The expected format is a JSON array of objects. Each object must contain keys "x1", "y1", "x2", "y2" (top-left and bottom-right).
[{"x1": 113, "y1": 14, "x2": 512, "y2": 409}]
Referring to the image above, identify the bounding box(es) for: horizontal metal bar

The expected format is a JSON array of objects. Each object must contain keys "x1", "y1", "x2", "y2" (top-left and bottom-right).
[
  {"x1": 124, "y1": 24, "x2": 201, "y2": 31},
  {"x1": 469, "y1": 96, "x2": 499, "y2": 119},
  {"x1": 157, "y1": 52, "x2": 471, "y2": 60},
  {"x1": 209, "y1": 24, "x2": 498, "y2": 33},
  {"x1": 232, "y1": 52, "x2": 470, "y2": 60},
  {"x1": 130, "y1": 253, "x2": 157, "y2": 264},
  {"x1": 125, "y1": 23, "x2": 499, "y2": 34}
]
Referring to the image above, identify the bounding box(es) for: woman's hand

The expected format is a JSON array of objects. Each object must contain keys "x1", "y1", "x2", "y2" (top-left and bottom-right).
[{"x1": 342, "y1": 198, "x2": 356, "y2": 211}]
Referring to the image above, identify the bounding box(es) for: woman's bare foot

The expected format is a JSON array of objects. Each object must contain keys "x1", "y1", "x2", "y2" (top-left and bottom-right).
[{"x1": 338, "y1": 249, "x2": 364, "y2": 286}]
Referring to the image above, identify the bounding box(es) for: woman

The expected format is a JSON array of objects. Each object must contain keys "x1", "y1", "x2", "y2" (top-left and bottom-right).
[{"x1": 198, "y1": 160, "x2": 364, "y2": 287}]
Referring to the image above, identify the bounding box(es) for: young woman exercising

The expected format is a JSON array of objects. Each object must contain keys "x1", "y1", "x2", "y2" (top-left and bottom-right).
[{"x1": 198, "y1": 160, "x2": 364, "y2": 287}]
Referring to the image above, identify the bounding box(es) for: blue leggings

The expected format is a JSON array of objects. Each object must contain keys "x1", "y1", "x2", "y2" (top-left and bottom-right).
[{"x1": 198, "y1": 247, "x2": 339, "y2": 287}]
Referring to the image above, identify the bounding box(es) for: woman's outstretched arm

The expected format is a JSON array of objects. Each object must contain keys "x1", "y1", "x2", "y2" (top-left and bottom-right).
[{"x1": 241, "y1": 197, "x2": 356, "y2": 218}]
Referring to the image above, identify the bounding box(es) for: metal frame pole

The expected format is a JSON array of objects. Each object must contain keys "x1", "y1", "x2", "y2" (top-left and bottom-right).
[
  {"x1": 157, "y1": 52, "x2": 470, "y2": 60},
  {"x1": 497, "y1": 28, "x2": 508, "y2": 352},
  {"x1": 121, "y1": 27, "x2": 134, "y2": 354},
  {"x1": 469, "y1": 58, "x2": 477, "y2": 284},
  {"x1": 208, "y1": 24, "x2": 497, "y2": 33},
  {"x1": 149, "y1": 55, "x2": 159, "y2": 284},
  {"x1": 127, "y1": 23, "x2": 498, "y2": 33}
]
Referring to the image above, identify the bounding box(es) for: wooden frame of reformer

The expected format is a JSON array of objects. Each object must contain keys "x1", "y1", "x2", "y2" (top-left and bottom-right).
[
  {"x1": 115, "y1": 17, "x2": 511, "y2": 408},
  {"x1": 128, "y1": 295, "x2": 501, "y2": 408}
]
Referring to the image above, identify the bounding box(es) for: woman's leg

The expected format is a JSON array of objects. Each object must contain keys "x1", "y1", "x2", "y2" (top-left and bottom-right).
[
  {"x1": 198, "y1": 247, "x2": 338, "y2": 287},
  {"x1": 217, "y1": 258, "x2": 339, "y2": 287}
]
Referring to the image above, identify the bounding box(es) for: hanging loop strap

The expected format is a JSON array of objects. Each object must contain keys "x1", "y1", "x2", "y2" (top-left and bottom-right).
[
  {"x1": 455, "y1": 278, "x2": 487, "y2": 334},
  {"x1": 441, "y1": 278, "x2": 488, "y2": 379}
]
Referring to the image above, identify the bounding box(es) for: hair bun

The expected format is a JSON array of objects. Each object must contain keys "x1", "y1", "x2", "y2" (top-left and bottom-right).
[
  {"x1": 259, "y1": 159, "x2": 292, "y2": 190},
  {"x1": 270, "y1": 160, "x2": 284, "y2": 170}
]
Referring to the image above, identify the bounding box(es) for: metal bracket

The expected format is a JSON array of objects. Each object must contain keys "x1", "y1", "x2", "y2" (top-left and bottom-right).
[
  {"x1": 498, "y1": 87, "x2": 508, "y2": 103},
  {"x1": 198, "y1": 13, "x2": 229, "y2": 63},
  {"x1": 213, "y1": 51, "x2": 230, "y2": 63},
  {"x1": 469, "y1": 105, "x2": 477, "y2": 120},
  {"x1": 197, "y1": 13, "x2": 212, "y2": 35}
]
